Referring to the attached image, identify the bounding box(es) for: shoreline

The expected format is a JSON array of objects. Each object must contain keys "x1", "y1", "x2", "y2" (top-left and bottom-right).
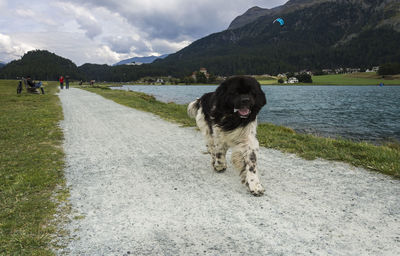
[{"x1": 107, "y1": 85, "x2": 400, "y2": 145}]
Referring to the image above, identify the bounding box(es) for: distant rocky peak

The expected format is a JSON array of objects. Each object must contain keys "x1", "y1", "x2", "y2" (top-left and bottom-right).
[{"x1": 228, "y1": 0, "x2": 337, "y2": 30}]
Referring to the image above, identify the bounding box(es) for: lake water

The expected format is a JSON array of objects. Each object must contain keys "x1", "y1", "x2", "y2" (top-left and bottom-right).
[{"x1": 112, "y1": 85, "x2": 400, "y2": 143}]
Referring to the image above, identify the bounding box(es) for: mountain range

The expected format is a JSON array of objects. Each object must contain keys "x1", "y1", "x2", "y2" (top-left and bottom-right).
[
  {"x1": 154, "y1": 0, "x2": 400, "y2": 75},
  {"x1": 113, "y1": 54, "x2": 169, "y2": 66},
  {"x1": 1, "y1": 0, "x2": 399, "y2": 81}
]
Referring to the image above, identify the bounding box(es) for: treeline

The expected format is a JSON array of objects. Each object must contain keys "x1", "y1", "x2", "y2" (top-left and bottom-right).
[
  {"x1": 378, "y1": 63, "x2": 400, "y2": 76},
  {"x1": 0, "y1": 50, "x2": 82, "y2": 80},
  {"x1": 0, "y1": 50, "x2": 173, "y2": 82}
]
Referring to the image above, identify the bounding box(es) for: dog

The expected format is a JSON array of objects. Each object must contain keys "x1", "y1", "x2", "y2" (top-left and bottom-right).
[{"x1": 188, "y1": 76, "x2": 267, "y2": 196}]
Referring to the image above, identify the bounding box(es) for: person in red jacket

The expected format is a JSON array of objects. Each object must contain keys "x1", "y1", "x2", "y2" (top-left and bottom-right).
[{"x1": 59, "y1": 76, "x2": 64, "y2": 89}]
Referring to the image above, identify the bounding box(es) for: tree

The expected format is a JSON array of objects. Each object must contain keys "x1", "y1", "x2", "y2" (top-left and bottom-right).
[
  {"x1": 195, "y1": 72, "x2": 208, "y2": 83},
  {"x1": 295, "y1": 73, "x2": 313, "y2": 83},
  {"x1": 208, "y1": 73, "x2": 217, "y2": 83},
  {"x1": 182, "y1": 76, "x2": 195, "y2": 84}
]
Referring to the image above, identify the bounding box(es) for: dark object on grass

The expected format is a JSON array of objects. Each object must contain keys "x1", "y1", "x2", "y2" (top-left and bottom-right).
[
  {"x1": 20, "y1": 77, "x2": 45, "y2": 94},
  {"x1": 17, "y1": 80, "x2": 23, "y2": 94}
]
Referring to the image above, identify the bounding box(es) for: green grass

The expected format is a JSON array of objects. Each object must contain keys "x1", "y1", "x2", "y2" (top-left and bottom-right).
[
  {"x1": 258, "y1": 79, "x2": 280, "y2": 85},
  {"x1": 257, "y1": 123, "x2": 400, "y2": 177},
  {"x1": 85, "y1": 87, "x2": 400, "y2": 178},
  {"x1": 312, "y1": 73, "x2": 400, "y2": 85},
  {"x1": 85, "y1": 87, "x2": 196, "y2": 127},
  {"x1": 0, "y1": 80, "x2": 66, "y2": 255}
]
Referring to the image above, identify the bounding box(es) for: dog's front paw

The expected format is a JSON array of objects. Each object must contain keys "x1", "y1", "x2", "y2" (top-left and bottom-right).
[
  {"x1": 248, "y1": 182, "x2": 265, "y2": 196},
  {"x1": 213, "y1": 162, "x2": 227, "y2": 172}
]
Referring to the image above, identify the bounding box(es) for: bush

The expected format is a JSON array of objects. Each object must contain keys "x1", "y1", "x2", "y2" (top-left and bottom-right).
[{"x1": 295, "y1": 73, "x2": 313, "y2": 83}]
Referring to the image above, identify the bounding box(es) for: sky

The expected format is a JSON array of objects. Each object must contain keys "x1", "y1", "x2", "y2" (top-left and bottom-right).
[{"x1": 0, "y1": 0, "x2": 287, "y2": 65}]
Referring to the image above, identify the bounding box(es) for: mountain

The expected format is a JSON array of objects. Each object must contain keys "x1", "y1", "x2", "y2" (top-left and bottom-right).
[
  {"x1": 228, "y1": 0, "x2": 331, "y2": 30},
  {"x1": 0, "y1": 50, "x2": 82, "y2": 80},
  {"x1": 0, "y1": 50, "x2": 170, "y2": 82},
  {"x1": 0, "y1": 62, "x2": 5, "y2": 69},
  {"x1": 113, "y1": 54, "x2": 169, "y2": 66},
  {"x1": 155, "y1": 0, "x2": 400, "y2": 75}
]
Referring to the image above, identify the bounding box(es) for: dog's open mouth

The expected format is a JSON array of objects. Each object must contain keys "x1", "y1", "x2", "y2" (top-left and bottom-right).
[{"x1": 234, "y1": 108, "x2": 251, "y2": 118}]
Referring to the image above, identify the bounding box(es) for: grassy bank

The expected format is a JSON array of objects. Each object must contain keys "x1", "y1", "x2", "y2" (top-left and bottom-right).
[
  {"x1": 85, "y1": 87, "x2": 400, "y2": 178},
  {"x1": 0, "y1": 80, "x2": 65, "y2": 255},
  {"x1": 255, "y1": 73, "x2": 400, "y2": 85},
  {"x1": 312, "y1": 73, "x2": 400, "y2": 85}
]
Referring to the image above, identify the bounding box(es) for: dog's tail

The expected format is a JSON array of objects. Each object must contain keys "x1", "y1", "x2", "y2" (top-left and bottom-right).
[{"x1": 187, "y1": 99, "x2": 200, "y2": 118}]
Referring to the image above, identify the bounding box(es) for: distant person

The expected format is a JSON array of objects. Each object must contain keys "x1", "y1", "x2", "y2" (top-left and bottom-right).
[
  {"x1": 65, "y1": 75, "x2": 70, "y2": 89},
  {"x1": 59, "y1": 76, "x2": 64, "y2": 89}
]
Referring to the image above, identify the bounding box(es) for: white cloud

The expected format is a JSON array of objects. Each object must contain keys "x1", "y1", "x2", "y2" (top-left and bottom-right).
[
  {"x1": 150, "y1": 39, "x2": 191, "y2": 55},
  {"x1": 0, "y1": 33, "x2": 35, "y2": 62}
]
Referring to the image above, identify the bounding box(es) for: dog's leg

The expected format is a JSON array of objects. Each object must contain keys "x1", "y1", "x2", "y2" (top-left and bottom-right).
[
  {"x1": 231, "y1": 140, "x2": 264, "y2": 196},
  {"x1": 213, "y1": 142, "x2": 228, "y2": 172},
  {"x1": 211, "y1": 127, "x2": 228, "y2": 172},
  {"x1": 195, "y1": 108, "x2": 214, "y2": 154}
]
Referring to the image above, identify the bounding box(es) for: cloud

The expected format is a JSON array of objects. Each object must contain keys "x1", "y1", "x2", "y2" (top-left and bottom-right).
[
  {"x1": 0, "y1": 0, "x2": 287, "y2": 65},
  {"x1": 150, "y1": 39, "x2": 191, "y2": 55},
  {"x1": 103, "y1": 35, "x2": 149, "y2": 54},
  {"x1": 56, "y1": 2, "x2": 103, "y2": 39},
  {"x1": 0, "y1": 33, "x2": 35, "y2": 62},
  {"x1": 65, "y1": 0, "x2": 274, "y2": 41},
  {"x1": 76, "y1": 16, "x2": 102, "y2": 39},
  {"x1": 15, "y1": 8, "x2": 57, "y2": 26}
]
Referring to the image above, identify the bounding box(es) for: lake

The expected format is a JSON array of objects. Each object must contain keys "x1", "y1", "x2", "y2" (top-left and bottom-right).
[{"x1": 112, "y1": 85, "x2": 400, "y2": 143}]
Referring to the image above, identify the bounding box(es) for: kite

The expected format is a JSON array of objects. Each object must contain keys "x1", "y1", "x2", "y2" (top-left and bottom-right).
[{"x1": 273, "y1": 18, "x2": 285, "y2": 27}]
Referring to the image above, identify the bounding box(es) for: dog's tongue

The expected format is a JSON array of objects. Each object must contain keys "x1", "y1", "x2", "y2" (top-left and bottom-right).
[{"x1": 237, "y1": 108, "x2": 250, "y2": 116}]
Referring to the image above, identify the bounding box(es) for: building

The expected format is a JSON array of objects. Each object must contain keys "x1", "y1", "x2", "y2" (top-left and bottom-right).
[
  {"x1": 287, "y1": 77, "x2": 299, "y2": 84},
  {"x1": 192, "y1": 68, "x2": 210, "y2": 80},
  {"x1": 155, "y1": 78, "x2": 164, "y2": 84},
  {"x1": 346, "y1": 68, "x2": 361, "y2": 73},
  {"x1": 322, "y1": 69, "x2": 334, "y2": 74}
]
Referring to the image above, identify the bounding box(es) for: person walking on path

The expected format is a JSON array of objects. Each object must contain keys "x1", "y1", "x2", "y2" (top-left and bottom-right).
[
  {"x1": 65, "y1": 75, "x2": 70, "y2": 89},
  {"x1": 59, "y1": 76, "x2": 64, "y2": 89}
]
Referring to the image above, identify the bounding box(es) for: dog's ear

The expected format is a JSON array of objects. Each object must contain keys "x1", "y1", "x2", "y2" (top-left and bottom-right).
[
  {"x1": 215, "y1": 80, "x2": 231, "y2": 110},
  {"x1": 215, "y1": 80, "x2": 228, "y2": 98},
  {"x1": 255, "y1": 81, "x2": 267, "y2": 107}
]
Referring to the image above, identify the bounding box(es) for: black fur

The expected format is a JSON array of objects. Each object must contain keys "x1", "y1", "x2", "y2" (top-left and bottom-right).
[{"x1": 199, "y1": 76, "x2": 266, "y2": 131}]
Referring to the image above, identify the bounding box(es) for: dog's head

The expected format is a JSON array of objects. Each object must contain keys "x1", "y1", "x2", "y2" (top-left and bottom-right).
[{"x1": 215, "y1": 76, "x2": 266, "y2": 119}]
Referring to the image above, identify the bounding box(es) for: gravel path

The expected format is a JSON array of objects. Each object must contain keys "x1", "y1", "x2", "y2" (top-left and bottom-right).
[{"x1": 58, "y1": 88, "x2": 400, "y2": 255}]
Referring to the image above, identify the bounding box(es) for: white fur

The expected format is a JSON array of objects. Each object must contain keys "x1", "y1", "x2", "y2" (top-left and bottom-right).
[
  {"x1": 189, "y1": 101, "x2": 264, "y2": 196},
  {"x1": 187, "y1": 100, "x2": 199, "y2": 118}
]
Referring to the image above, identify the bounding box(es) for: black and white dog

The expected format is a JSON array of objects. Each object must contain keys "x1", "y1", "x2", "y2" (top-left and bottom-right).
[{"x1": 188, "y1": 76, "x2": 267, "y2": 196}]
